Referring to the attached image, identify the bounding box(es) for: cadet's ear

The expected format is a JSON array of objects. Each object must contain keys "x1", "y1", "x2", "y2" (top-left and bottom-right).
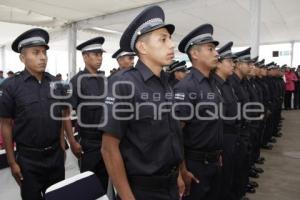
[
  {"x1": 19, "y1": 52, "x2": 25, "y2": 63},
  {"x1": 82, "y1": 53, "x2": 89, "y2": 62},
  {"x1": 189, "y1": 47, "x2": 199, "y2": 61},
  {"x1": 135, "y1": 40, "x2": 147, "y2": 55}
]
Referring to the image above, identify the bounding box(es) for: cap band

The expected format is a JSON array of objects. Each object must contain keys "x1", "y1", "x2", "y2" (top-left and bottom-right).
[
  {"x1": 130, "y1": 18, "x2": 163, "y2": 51},
  {"x1": 81, "y1": 44, "x2": 104, "y2": 52},
  {"x1": 18, "y1": 36, "x2": 46, "y2": 51},
  {"x1": 184, "y1": 33, "x2": 212, "y2": 53},
  {"x1": 116, "y1": 51, "x2": 135, "y2": 59},
  {"x1": 238, "y1": 54, "x2": 251, "y2": 60}
]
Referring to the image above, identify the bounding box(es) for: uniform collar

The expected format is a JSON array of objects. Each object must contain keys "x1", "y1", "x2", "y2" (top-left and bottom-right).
[
  {"x1": 232, "y1": 72, "x2": 242, "y2": 83},
  {"x1": 22, "y1": 69, "x2": 51, "y2": 81},
  {"x1": 190, "y1": 67, "x2": 205, "y2": 83},
  {"x1": 213, "y1": 73, "x2": 225, "y2": 85},
  {"x1": 135, "y1": 59, "x2": 156, "y2": 82},
  {"x1": 83, "y1": 68, "x2": 105, "y2": 78}
]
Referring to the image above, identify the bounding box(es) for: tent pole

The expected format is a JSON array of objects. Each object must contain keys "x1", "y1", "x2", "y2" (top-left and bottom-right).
[
  {"x1": 250, "y1": 0, "x2": 261, "y2": 58},
  {"x1": 0, "y1": 46, "x2": 5, "y2": 71},
  {"x1": 290, "y1": 41, "x2": 295, "y2": 67},
  {"x1": 68, "y1": 23, "x2": 77, "y2": 80}
]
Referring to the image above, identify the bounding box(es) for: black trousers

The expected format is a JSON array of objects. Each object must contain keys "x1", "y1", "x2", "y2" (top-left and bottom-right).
[
  {"x1": 249, "y1": 125, "x2": 261, "y2": 165},
  {"x1": 80, "y1": 138, "x2": 108, "y2": 192},
  {"x1": 263, "y1": 115, "x2": 273, "y2": 145},
  {"x1": 117, "y1": 177, "x2": 179, "y2": 200},
  {"x1": 221, "y1": 133, "x2": 239, "y2": 200},
  {"x1": 183, "y1": 159, "x2": 222, "y2": 200},
  {"x1": 294, "y1": 89, "x2": 300, "y2": 109},
  {"x1": 17, "y1": 147, "x2": 65, "y2": 200},
  {"x1": 284, "y1": 91, "x2": 292, "y2": 109},
  {"x1": 232, "y1": 135, "x2": 249, "y2": 199}
]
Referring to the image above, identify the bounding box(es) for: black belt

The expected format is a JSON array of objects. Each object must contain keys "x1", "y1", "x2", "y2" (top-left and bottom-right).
[
  {"x1": 79, "y1": 130, "x2": 102, "y2": 140},
  {"x1": 129, "y1": 167, "x2": 179, "y2": 189},
  {"x1": 17, "y1": 142, "x2": 59, "y2": 154},
  {"x1": 185, "y1": 149, "x2": 222, "y2": 164}
]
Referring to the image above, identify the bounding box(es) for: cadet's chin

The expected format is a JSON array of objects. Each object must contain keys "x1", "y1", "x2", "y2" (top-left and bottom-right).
[
  {"x1": 162, "y1": 59, "x2": 173, "y2": 67},
  {"x1": 211, "y1": 64, "x2": 217, "y2": 70}
]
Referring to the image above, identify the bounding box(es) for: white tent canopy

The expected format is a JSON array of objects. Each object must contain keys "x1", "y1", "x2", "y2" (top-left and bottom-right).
[
  {"x1": 0, "y1": 0, "x2": 299, "y2": 76},
  {"x1": 0, "y1": 0, "x2": 299, "y2": 45}
]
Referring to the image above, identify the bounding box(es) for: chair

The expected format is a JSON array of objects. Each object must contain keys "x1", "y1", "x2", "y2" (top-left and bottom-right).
[{"x1": 45, "y1": 171, "x2": 109, "y2": 200}]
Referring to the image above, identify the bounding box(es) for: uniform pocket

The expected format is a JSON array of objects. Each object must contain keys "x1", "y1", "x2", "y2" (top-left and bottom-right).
[{"x1": 16, "y1": 95, "x2": 39, "y2": 117}]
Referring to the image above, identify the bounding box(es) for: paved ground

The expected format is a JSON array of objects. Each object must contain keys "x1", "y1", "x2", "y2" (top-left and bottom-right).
[
  {"x1": 247, "y1": 110, "x2": 300, "y2": 200},
  {"x1": 1, "y1": 110, "x2": 300, "y2": 199}
]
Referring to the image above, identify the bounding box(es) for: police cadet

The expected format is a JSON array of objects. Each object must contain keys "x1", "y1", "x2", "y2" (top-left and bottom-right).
[
  {"x1": 259, "y1": 62, "x2": 276, "y2": 150},
  {"x1": 228, "y1": 47, "x2": 256, "y2": 199},
  {"x1": 245, "y1": 57, "x2": 266, "y2": 178},
  {"x1": 254, "y1": 59, "x2": 270, "y2": 154},
  {"x1": 109, "y1": 49, "x2": 136, "y2": 87},
  {"x1": 63, "y1": 37, "x2": 109, "y2": 191},
  {"x1": 174, "y1": 24, "x2": 223, "y2": 200},
  {"x1": 210, "y1": 41, "x2": 241, "y2": 200},
  {"x1": 0, "y1": 28, "x2": 65, "y2": 200},
  {"x1": 250, "y1": 59, "x2": 269, "y2": 167},
  {"x1": 167, "y1": 60, "x2": 189, "y2": 87},
  {"x1": 101, "y1": 6, "x2": 184, "y2": 200},
  {"x1": 265, "y1": 63, "x2": 284, "y2": 140},
  {"x1": 112, "y1": 48, "x2": 136, "y2": 71}
]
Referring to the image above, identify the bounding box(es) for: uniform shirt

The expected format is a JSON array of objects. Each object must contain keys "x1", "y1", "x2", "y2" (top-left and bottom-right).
[
  {"x1": 173, "y1": 67, "x2": 223, "y2": 151},
  {"x1": 211, "y1": 73, "x2": 238, "y2": 134},
  {"x1": 265, "y1": 77, "x2": 281, "y2": 111},
  {"x1": 168, "y1": 74, "x2": 179, "y2": 88},
  {"x1": 242, "y1": 79, "x2": 261, "y2": 118},
  {"x1": 0, "y1": 70, "x2": 62, "y2": 148},
  {"x1": 107, "y1": 67, "x2": 132, "y2": 92},
  {"x1": 228, "y1": 73, "x2": 250, "y2": 106},
  {"x1": 256, "y1": 77, "x2": 272, "y2": 111},
  {"x1": 102, "y1": 60, "x2": 183, "y2": 176},
  {"x1": 68, "y1": 68, "x2": 106, "y2": 133}
]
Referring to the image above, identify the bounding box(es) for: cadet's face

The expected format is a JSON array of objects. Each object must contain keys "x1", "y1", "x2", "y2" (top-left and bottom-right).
[
  {"x1": 249, "y1": 63, "x2": 256, "y2": 76},
  {"x1": 221, "y1": 58, "x2": 234, "y2": 76},
  {"x1": 240, "y1": 62, "x2": 251, "y2": 76},
  {"x1": 84, "y1": 52, "x2": 103, "y2": 70},
  {"x1": 118, "y1": 55, "x2": 135, "y2": 69},
  {"x1": 143, "y1": 28, "x2": 175, "y2": 66},
  {"x1": 20, "y1": 46, "x2": 47, "y2": 73},
  {"x1": 197, "y1": 43, "x2": 219, "y2": 70}
]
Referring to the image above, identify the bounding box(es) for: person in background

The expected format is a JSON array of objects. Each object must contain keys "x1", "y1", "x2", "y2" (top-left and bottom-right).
[
  {"x1": 293, "y1": 66, "x2": 300, "y2": 109},
  {"x1": 55, "y1": 73, "x2": 62, "y2": 81},
  {"x1": 0, "y1": 70, "x2": 4, "y2": 85},
  {"x1": 167, "y1": 60, "x2": 189, "y2": 87},
  {"x1": 284, "y1": 66, "x2": 298, "y2": 110},
  {"x1": 0, "y1": 28, "x2": 65, "y2": 200},
  {"x1": 7, "y1": 71, "x2": 14, "y2": 78}
]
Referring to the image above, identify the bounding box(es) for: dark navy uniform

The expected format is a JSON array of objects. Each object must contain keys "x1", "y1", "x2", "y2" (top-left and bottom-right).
[
  {"x1": 211, "y1": 41, "x2": 240, "y2": 200},
  {"x1": 0, "y1": 28, "x2": 65, "y2": 200},
  {"x1": 175, "y1": 24, "x2": 223, "y2": 200},
  {"x1": 174, "y1": 67, "x2": 223, "y2": 200},
  {"x1": 103, "y1": 60, "x2": 184, "y2": 200},
  {"x1": 67, "y1": 37, "x2": 108, "y2": 191},
  {"x1": 228, "y1": 48, "x2": 253, "y2": 198},
  {"x1": 174, "y1": 68, "x2": 223, "y2": 150},
  {"x1": 102, "y1": 6, "x2": 183, "y2": 200},
  {"x1": 0, "y1": 70, "x2": 65, "y2": 199}
]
